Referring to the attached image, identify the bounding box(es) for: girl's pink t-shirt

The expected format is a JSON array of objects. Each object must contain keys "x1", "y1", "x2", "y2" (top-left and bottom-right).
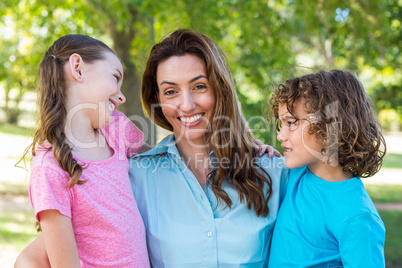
[{"x1": 29, "y1": 111, "x2": 150, "y2": 267}]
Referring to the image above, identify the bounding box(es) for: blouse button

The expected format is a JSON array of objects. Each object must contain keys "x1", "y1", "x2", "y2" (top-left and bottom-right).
[{"x1": 207, "y1": 231, "x2": 213, "y2": 237}]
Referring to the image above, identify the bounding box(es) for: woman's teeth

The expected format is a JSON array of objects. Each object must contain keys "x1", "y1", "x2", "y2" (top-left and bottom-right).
[{"x1": 180, "y1": 114, "x2": 202, "y2": 123}]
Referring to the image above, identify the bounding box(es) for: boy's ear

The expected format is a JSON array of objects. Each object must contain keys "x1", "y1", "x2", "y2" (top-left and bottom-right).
[{"x1": 68, "y1": 53, "x2": 83, "y2": 81}]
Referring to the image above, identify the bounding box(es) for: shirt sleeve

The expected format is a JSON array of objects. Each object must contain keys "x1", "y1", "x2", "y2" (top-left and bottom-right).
[
  {"x1": 123, "y1": 116, "x2": 144, "y2": 157},
  {"x1": 105, "y1": 111, "x2": 144, "y2": 159},
  {"x1": 29, "y1": 165, "x2": 72, "y2": 222},
  {"x1": 338, "y1": 212, "x2": 386, "y2": 268}
]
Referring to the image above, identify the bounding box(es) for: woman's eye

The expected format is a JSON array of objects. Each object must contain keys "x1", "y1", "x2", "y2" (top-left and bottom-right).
[
  {"x1": 194, "y1": 84, "x2": 207, "y2": 90},
  {"x1": 164, "y1": 89, "x2": 176, "y2": 95},
  {"x1": 113, "y1": 75, "x2": 120, "y2": 81}
]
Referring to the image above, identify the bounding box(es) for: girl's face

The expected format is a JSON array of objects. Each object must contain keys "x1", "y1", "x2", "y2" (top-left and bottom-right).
[
  {"x1": 157, "y1": 54, "x2": 215, "y2": 146},
  {"x1": 77, "y1": 52, "x2": 125, "y2": 128},
  {"x1": 277, "y1": 101, "x2": 324, "y2": 173}
]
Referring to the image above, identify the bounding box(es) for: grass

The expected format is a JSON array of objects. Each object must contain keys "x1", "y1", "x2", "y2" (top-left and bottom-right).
[
  {"x1": 379, "y1": 210, "x2": 402, "y2": 267},
  {"x1": 365, "y1": 184, "x2": 402, "y2": 203},
  {"x1": 0, "y1": 122, "x2": 33, "y2": 137},
  {"x1": 0, "y1": 210, "x2": 37, "y2": 250},
  {"x1": 383, "y1": 153, "x2": 402, "y2": 170}
]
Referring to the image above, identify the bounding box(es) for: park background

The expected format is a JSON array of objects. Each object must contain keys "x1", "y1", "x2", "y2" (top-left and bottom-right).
[{"x1": 0, "y1": 0, "x2": 401, "y2": 267}]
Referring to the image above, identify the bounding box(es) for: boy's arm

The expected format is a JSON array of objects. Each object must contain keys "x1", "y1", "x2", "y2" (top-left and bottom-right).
[
  {"x1": 339, "y1": 213, "x2": 385, "y2": 268},
  {"x1": 14, "y1": 234, "x2": 50, "y2": 268},
  {"x1": 39, "y1": 210, "x2": 80, "y2": 268}
]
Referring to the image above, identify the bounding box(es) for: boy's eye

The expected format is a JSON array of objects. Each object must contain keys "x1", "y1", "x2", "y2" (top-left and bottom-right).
[
  {"x1": 287, "y1": 120, "x2": 299, "y2": 130},
  {"x1": 278, "y1": 119, "x2": 300, "y2": 131}
]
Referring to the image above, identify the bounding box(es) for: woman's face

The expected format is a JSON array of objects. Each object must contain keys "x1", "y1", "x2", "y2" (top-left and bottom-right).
[{"x1": 157, "y1": 54, "x2": 215, "y2": 146}]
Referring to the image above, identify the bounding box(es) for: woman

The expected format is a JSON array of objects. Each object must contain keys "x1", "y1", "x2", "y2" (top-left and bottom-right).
[{"x1": 129, "y1": 29, "x2": 288, "y2": 267}]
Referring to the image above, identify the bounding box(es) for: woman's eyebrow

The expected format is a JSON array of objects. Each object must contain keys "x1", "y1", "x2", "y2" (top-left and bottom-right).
[
  {"x1": 189, "y1": 75, "x2": 207, "y2": 83},
  {"x1": 160, "y1": 75, "x2": 208, "y2": 86},
  {"x1": 160, "y1": 81, "x2": 177, "y2": 86}
]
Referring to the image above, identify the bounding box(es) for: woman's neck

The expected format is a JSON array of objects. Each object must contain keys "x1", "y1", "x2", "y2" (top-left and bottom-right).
[{"x1": 176, "y1": 137, "x2": 211, "y2": 187}]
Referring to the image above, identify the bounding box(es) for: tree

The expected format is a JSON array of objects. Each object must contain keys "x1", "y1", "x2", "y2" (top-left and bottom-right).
[{"x1": 1, "y1": 0, "x2": 400, "y2": 144}]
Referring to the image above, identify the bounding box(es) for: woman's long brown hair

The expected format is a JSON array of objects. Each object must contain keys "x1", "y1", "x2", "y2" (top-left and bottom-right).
[
  {"x1": 142, "y1": 29, "x2": 273, "y2": 217},
  {"x1": 22, "y1": 34, "x2": 114, "y2": 188}
]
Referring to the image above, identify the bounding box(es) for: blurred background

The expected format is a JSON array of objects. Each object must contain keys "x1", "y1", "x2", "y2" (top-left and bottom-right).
[{"x1": 0, "y1": 0, "x2": 401, "y2": 267}]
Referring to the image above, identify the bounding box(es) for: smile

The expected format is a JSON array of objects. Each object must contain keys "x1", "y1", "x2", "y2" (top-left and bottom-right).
[
  {"x1": 179, "y1": 113, "x2": 203, "y2": 123},
  {"x1": 283, "y1": 147, "x2": 293, "y2": 157},
  {"x1": 108, "y1": 100, "x2": 116, "y2": 112}
]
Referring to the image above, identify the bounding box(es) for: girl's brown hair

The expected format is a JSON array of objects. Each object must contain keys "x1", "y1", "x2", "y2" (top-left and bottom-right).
[
  {"x1": 271, "y1": 70, "x2": 386, "y2": 177},
  {"x1": 142, "y1": 29, "x2": 272, "y2": 217},
  {"x1": 24, "y1": 34, "x2": 114, "y2": 188}
]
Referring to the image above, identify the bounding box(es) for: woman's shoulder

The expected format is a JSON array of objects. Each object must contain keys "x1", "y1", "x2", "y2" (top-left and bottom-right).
[
  {"x1": 256, "y1": 155, "x2": 287, "y2": 171},
  {"x1": 131, "y1": 135, "x2": 175, "y2": 159},
  {"x1": 255, "y1": 155, "x2": 289, "y2": 185}
]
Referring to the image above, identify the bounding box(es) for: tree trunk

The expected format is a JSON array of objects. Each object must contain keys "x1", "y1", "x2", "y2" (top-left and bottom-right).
[{"x1": 109, "y1": 9, "x2": 157, "y2": 145}]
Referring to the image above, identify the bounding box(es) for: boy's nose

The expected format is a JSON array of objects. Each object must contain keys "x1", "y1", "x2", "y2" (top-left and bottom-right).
[{"x1": 277, "y1": 128, "x2": 287, "y2": 142}]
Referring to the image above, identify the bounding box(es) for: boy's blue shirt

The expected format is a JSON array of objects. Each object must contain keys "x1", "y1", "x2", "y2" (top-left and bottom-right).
[{"x1": 269, "y1": 166, "x2": 385, "y2": 268}]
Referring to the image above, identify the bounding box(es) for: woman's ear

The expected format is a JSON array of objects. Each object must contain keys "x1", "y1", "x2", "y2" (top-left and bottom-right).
[{"x1": 68, "y1": 53, "x2": 83, "y2": 81}]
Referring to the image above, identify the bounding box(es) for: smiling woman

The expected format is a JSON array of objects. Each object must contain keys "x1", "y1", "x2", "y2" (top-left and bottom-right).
[{"x1": 130, "y1": 29, "x2": 289, "y2": 267}]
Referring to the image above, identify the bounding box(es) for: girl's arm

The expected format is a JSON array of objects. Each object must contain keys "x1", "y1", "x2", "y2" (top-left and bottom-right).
[
  {"x1": 39, "y1": 210, "x2": 80, "y2": 268},
  {"x1": 14, "y1": 234, "x2": 50, "y2": 268}
]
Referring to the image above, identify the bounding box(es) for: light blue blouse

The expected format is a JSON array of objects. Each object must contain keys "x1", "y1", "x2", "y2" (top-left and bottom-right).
[{"x1": 129, "y1": 135, "x2": 289, "y2": 267}]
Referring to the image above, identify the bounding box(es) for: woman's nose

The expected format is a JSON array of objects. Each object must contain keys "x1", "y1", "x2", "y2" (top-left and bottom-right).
[{"x1": 180, "y1": 92, "x2": 196, "y2": 112}]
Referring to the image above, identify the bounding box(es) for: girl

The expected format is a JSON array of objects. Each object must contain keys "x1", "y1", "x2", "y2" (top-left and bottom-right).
[
  {"x1": 16, "y1": 34, "x2": 151, "y2": 267},
  {"x1": 269, "y1": 70, "x2": 386, "y2": 267}
]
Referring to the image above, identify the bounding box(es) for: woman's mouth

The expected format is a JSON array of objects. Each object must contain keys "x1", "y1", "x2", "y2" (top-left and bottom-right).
[{"x1": 179, "y1": 113, "x2": 203, "y2": 123}]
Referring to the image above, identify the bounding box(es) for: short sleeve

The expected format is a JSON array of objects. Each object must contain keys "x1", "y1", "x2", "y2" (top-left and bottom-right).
[
  {"x1": 338, "y1": 213, "x2": 385, "y2": 267},
  {"x1": 103, "y1": 111, "x2": 144, "y2": 159},
  {"x1": 124, "y1": 116, "x2": 144, "y2": 157},
  {"x1": 29, "y1": 165, "x2": 72, "y2": 222}
]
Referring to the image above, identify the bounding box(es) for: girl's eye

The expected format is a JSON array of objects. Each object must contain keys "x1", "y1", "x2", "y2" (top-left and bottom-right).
[{"x1": 113, "y1": 75, "x2": 120, "y2": 81}]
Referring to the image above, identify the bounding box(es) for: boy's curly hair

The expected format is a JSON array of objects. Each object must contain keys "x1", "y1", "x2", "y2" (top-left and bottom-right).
[{"x1": 271, "y1": 70, "x2": 386, "y2": 178}]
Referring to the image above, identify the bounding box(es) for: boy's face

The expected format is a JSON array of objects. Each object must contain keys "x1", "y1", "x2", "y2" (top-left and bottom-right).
[{"x1": 277, "y1": 101, "x2": 324, "y2": 173}]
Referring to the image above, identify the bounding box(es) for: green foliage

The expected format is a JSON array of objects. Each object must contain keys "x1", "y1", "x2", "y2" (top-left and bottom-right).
[{"x1": 0, "y1": 0, "x2": 400, "y2": 143}]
